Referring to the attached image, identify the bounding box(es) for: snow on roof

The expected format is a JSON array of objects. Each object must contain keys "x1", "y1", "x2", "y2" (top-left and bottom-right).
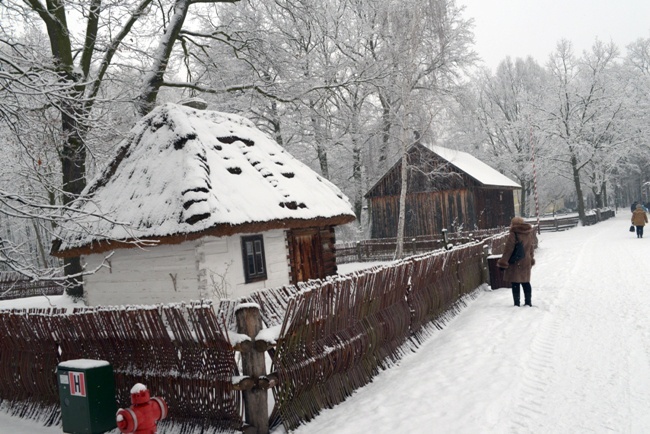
[
  {"x1": 53, "y1": 103, "x2": 355, "y2": 255},
  {"x1": 426, "y1": 144, "x2": 521, "y2": 188}
]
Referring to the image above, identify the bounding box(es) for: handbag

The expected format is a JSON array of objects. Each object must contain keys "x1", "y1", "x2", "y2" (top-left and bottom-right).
[
  {"x1": 630, "y1": 225, "x2": 635, "y2": 232},
  {"x1": 508, "y1": 232, "x2": 525, "y2": 264}
]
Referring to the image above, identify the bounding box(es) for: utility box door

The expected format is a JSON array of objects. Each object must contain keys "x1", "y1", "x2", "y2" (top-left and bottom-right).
[
  {"x1": 57, "y1": 359, "x2": 117, "y2": 434},
  {"x1": 487, "y1": 254, "x2": 509, "y2": 290}
]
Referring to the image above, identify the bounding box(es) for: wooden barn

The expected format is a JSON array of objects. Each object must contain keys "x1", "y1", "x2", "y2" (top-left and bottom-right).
[
  {"x1": 51, "y1": 103, "x2": 356, "y2": 306},
  {"x1": 365, "y1": 143, "x2": 520, "y2": 239}
]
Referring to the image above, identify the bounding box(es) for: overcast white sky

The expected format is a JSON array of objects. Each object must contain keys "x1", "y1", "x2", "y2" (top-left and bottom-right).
[{"x1": 458, "y1": 0, "x2": 650, "y2": 70}]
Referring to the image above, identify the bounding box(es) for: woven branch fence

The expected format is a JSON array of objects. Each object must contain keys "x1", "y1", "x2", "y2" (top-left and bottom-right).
[
  {"x1": 0, "y1": 303, "x2": 241, "y2": 433},
  {"x1": 0, "y1": 233, "x2": 509, "y2": 433},
  {"x1": 0, "y1": 272, "x2": 64, "y2": 300},
  {"x1": 266, "y1": 233, "x2": 508, "y2": 431},
  {"x1": 334, "y1": 227, "x2": 507, "y2": 264}
]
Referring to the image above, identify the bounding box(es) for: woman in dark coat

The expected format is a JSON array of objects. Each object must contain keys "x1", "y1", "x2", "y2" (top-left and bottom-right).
[
  {"x1": 631, "y1": 203, "x2": 648, "y2": 238},
  {"x1": 497, "y1": 217, "x2": 536, "y2": 306}
]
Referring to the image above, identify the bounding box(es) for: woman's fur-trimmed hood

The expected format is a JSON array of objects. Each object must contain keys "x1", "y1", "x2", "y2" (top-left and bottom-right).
[{"x1": 511, "y1": 221, "x2": 534, "y2": 235}]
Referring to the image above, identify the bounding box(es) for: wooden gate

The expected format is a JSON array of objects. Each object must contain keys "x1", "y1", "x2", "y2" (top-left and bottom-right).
[{"x1": 287, "y1": 228, "x2": 325, "y2": 284}]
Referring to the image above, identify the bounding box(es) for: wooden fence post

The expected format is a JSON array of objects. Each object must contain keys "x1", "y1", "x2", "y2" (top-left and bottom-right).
[
  {"x1": 356, "y1": 241, "x2": 362, "y2": 262},
  {"x1": 481, "y1": 244, "x2": 490, "y2": 285},
  {"x1": 411, "y1": 238, "x2": 417, "y2": 256},
  {"x1": 442, "y1": 229, "x2": 449, "y2": 250},
  {"x1": 235, "y1": 305, "x2": 269, "y2": 434}
]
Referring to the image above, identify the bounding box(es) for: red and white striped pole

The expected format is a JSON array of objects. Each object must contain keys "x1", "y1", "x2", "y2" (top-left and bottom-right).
[{"x1": 530, "y1": 127, "x2": 540, "y2": 233}]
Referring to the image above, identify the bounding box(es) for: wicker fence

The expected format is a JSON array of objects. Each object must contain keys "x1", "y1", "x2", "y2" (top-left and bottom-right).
[
  {"x1": 0, "y1": 271, "x2": 64, "y2": 300},
  {"x1": 528, "y1": 208, "x2": 616, "y2": 233},
  {"x1": 0, "y1": 303, "x2": 241, "y2": 432},
  {"x1": 260, "y1": 233, "x2": 508, "y2": 431},
  {"x1": 0, "y1": 233, "x2": 509, "y2": 433},
  {"x1": 334, "y1": 227, "x2": 507, "y2": 264},
  {"x1": 270, "y1": 243, "x2": 490, "y2": 431}
]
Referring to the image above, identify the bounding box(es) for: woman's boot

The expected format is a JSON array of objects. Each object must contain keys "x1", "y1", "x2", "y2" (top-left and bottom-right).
[
  {"x1": 511, "y1": 284, "x2": 520, "y2": 306},
  {"x1": 523, "y1": 284, "x2": 532, "y2": 306}
]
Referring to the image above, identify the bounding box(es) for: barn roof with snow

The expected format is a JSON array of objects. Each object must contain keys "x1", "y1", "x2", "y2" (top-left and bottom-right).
[
  {"x1": 52, "y1": 103, "x2": 355, "y2": 257},
  {"x1": 425, "y1": 145, "x2": 521, "y2": 189}
]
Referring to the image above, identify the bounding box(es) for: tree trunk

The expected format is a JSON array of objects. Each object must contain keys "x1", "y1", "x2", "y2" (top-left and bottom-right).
[
  {"x1": 351, "y1": 102, "x2": 363, "y2": 221},
  {"x1": 395, "y1": 123, "x2": 411, "y2": 259},
  {"x1": 592, "y1": 186, "x2": 603, "y2": 208},
  {"x1": 519, "y1": 179, "x2": 528, "y2": 217},
  {"x1": 60, "y1": 107, "x2": 87, "y2": 299},
  {"x1": 571, "y1": 154, "x2": 586, "y2": 223},
  {"x1": 32, "y1": 219, "x2": 49, "y2": 269},
  {"x1": 352, "y1": 144, "x2": 363, "y2": 221},
  {"x1": 316, "y1": 144, "x2": 329, "y2": 179},
  {"x1": 378, "y1": 99, "x2": 391, "y2": 171},
  {"x1": 137, "y1": 0, "x2": 190, "y2": 116},
  {"x1": 269, "y1": 101, "x2": 283, "y2": 147},
  {"x1": 308, "y1": 99, "x2": 329, "y2": 178}
]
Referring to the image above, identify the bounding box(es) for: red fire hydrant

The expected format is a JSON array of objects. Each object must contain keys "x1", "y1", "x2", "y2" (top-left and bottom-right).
[{"x1": 116, "y1": 383, "x2": 168, "y2": 434}]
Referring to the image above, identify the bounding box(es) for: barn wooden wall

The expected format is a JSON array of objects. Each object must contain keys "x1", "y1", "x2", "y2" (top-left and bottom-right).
[
  {"x1": 367, "y1": 148, "x2": 467, "y2": 198},
  {"x1": 474, "y1": 188, "x2": 516, "y2": 229},
  {"x1": 366, "y1": 144, "x2": 517, "y2": 239},
  {"x1": 369, "y1": 187, "x2": 515, "y2": 239},
  {"x1": 369, "y1": 190, "x2": 476, "y2": 239}
]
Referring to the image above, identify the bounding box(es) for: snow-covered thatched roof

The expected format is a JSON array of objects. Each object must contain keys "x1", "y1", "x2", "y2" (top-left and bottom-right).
[
  {"x1": 52, "y1": 103, "x2": 355, "y2": 257},
  {"x1": 426, "y1": 145, "x2": 521, "y2": 188}
]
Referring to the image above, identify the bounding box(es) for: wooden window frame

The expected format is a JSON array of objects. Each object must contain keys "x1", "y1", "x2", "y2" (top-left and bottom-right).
[{"x1": 241, "y1": 235, "x2": 267, "y2": 283}]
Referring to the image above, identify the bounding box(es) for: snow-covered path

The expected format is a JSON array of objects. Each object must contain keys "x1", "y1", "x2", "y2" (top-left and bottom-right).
[
  {"x1": 290, "y1": 211, "x2": 650, "y2": 434},
  {"x1": 3, "y1": 211, "x2": 650, "y2": 433}
]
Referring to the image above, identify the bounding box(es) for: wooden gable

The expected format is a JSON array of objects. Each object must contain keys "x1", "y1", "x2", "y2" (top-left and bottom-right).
[
  {"x1": 365, "y1": 144, "x2": 517, "y2": 239},
  {"x1": 366, "y1": 143, "x2": 476, "y2": 198}
]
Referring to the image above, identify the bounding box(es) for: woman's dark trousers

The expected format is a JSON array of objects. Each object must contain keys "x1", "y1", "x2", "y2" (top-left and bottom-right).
[
  {"x1": 512, "y1": 282, "x2": 532, "y2": 306},
  {"x1": 637, "y1": 226, "x2": 644, "y2": 238}
]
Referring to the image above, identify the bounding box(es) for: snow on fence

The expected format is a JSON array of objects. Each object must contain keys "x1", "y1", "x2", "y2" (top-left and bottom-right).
[
  {"x1": 336, "y1": 209, "x2": 616, "y2": 265},
  {"x1": 334, "y1": 227, "x2": 508, "y2": 264},
  {"x1": 527, "y1": 208, "x2": 615, "y2": 233},
  {"x1": 0, "y1": 234, "x2": 509, "y2": 433},
  {"x1": 0, "y1": 303, "x2": 241, "y2": 432},
  {"x1": 268, "y1": 234, "x2": 507, "y2": 431},
  {"x1": 0, "y1": 271, "x2": 64, "y2": 300}
]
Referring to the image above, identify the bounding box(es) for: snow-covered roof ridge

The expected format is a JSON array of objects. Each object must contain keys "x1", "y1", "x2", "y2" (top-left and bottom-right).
[
  {"x1": 52, "y1": 103, "x2": 355, "y2": 256},
  {"x1": 426, "y1": 144, "x2": 521, "y2": 188}
]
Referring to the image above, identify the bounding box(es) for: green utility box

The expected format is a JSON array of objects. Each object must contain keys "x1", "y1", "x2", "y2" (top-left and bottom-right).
[
  {"x1": 487, "y1": 254, "x2": 509, "y2": 290},
  {"x1": 57, "y1": 359, "x2": 117, "y2": 434}
]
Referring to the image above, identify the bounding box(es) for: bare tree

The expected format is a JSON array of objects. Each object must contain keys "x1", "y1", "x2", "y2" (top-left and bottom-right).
[
  {"x1": 381, "y1": 0, "x2": 475, "y2": 258},
  {"x1": 0, "y1": 0, "x2": 239, "y2": 298},
  {"x1": 544, "y1": 40, "x2": 628, "y2": 223},
  {"x1": 473, "y1": 57, "x2": 549, "y2": 217}
]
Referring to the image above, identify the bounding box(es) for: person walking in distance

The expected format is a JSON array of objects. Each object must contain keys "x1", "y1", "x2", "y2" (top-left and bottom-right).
[
  {"x1": 632, "y1": 203, "x2": 648, "y2": 238},
  {"x1": 497, "y1": 217, "x2": 536, "y2": 307}
]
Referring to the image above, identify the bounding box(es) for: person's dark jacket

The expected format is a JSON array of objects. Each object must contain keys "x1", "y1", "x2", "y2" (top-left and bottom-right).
[
  {"x1": 497, "y1": 221, "x2": 536, "y2": 283},
  {"x1": 632, "y1": 206, "x2": 648, "y2": 226}
]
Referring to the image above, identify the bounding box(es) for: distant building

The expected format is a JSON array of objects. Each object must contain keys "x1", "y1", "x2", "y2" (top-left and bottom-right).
[
  {"x1": 51, "y1": 103, "x2": 355, "y2": 306},
  {"x1": 365, "y1": 143, "x2": 520, "y2": 238}
]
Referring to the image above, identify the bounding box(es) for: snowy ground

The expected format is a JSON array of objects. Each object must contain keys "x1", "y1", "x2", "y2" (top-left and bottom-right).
[{"x1": 3, "y1": 210, "x2": 649, "y2": 433}]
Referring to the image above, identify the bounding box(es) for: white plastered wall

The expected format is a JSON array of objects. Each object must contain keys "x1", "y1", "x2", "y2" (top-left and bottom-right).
[
  {"x1": 197, "y1": 229, "x2": 291, "y2": 301},
  {"x1": 82, "y1": 229, "x2": 291, "y2": 306}
]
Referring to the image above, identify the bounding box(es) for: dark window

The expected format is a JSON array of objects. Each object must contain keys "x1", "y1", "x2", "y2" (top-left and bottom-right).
[{"x1": 241, "y1": 235, "x2": 267, "y2": 283}]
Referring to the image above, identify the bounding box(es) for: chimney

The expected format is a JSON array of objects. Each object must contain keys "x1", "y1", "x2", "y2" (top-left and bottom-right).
[{"x1": 179, "y1": 98, "x2": 208, "y2": 110}]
